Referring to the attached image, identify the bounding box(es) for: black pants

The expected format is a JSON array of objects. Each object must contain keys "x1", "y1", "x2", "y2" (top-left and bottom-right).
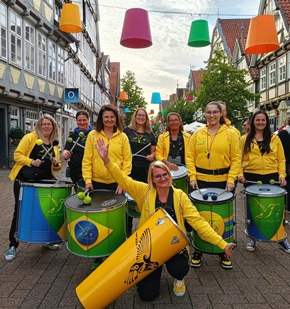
[
  {"x1": 137, "y1": 250, "x2": 189, "y2": 302},
  {"x1": 91, "y1": 181, "x2": 118, "y2": 191},
  {"x1": 8, "y1": 180, "x2": 21, "y2": 248}
]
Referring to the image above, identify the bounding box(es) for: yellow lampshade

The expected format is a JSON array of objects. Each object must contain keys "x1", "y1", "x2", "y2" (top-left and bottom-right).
[{"x1": 59, "y1": 3, "x2": 82, "y2": 33}]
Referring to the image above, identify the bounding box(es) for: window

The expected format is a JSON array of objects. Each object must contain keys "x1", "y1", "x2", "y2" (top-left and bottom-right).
[
  {"x1": 57, "y1": 46, "x2": 64, "y2": 84},
  {"x1": 278, "y1": 56, "x2": 286, "y2": 82},
  {"x1": 269, "y1": 63, "x2": 276, "y2": 87},
  {"x1": 37, "y1": 32, "x2": 46, "y2": 77},
  {"x1": 10, "y1": 10, "x2": 22, "y2": 66},
  {"x1": 260, "y1": 68, "x2": 266, "y2": 90},
  {"x1": 48, "y1": 40, "x2": 56, "y2": 81},
  {"x1": 0, "y1": 3, "x2": 7, "y2": 59},
  {"x1": 24, "y1": 23, "x2": 35, "y2": 72}
]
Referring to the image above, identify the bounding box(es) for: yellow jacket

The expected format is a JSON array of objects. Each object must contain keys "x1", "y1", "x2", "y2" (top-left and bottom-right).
[
  {"x1": 240, "y1": 134, "x2": 286, "y2": 177},
  {"x1": 105, "y1": 160, "x2": 228, "y2": 252},
  {"x1": 155, "y1": 130, "x2": 191, "y2": 164},
  {"x1": 9, "y1": 131, "x2": 61, "y2": 181},
  {"x1": 82, "y1": 129, "x2": 132, "y2": 184},
  {"x1": 187, "y1": 125, "x2": 241, "y2": 184},
  {"x1": 225, "y1": 118, "x2": 241, "y2": 137}
]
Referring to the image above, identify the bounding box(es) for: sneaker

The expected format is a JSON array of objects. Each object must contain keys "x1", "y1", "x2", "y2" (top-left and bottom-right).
[
  {"x1": 220, "y1": 254, "x2": 233, "y2": 269},
  {"x1": 190, "y1": 252, "x2": 202, "y2": 268},
  {"x1": 279, "y1": 239, "x2": 290, "y2": 253},
  {"x1": 173, "y1": 279, "x2": 186, "y2": 296},
  {"x1": 5, "y1": 246, "x2": 16, "y2": 261},
  {"x1": 42, "y1": 243, "x2": 60, "y2": 251},
  {"x1": 246, "y1": 239, "x2": 256, "y2": 252},
  {"x1": 91, "y1": 258, "x2": 103, "y2": 270}
]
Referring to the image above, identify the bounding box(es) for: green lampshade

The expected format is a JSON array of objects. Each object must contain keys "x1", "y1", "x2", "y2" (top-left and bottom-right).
[{"x1": 188, "y1": 20, "x2": 210, "y2": 47}]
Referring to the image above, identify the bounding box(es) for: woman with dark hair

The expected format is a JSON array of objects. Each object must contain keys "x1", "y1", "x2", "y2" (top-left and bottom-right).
[
  {"x1": 5, "y1": 114, "x2": 62, "y2": 261},
  {"x1": 187, "y1": 101, "x2": 240, "y2": 269},
  {"x1": 95, "y1": 138, "x2": 235, "y2": 302},
  {"x1": 156, "y1": 112, "x2": 190, "y2": 171},
  {"x1": 123, "y1": 108, "x2": 156, "y2": 236},
  {"x1": 239, "y1": 110, "x2": 289, "y2": 252},
  {"x1": 82, "y1": 104, "x2": 132, "y2": 268},
  {"x1": 63, "y1": 110, "x2": 93, "y2": 189}
]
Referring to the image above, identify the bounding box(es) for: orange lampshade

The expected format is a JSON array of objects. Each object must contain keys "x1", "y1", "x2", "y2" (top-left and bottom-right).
[
  {"x1": 59, "y1": 3, "x2": 82, "y2": 33},
  {"x1": 245, "y1": 15, "x2": 279, "y2": 54},
  {"x1": 119, "y1": 91, "x2": 127, "y2": 101}
]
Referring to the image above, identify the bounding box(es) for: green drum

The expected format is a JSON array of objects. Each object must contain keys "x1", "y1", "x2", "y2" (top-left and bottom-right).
[
  {"x1": 245, "y1": 185, "x2": 286, "y2": 241},
  {"x1": 171, "y1": 165, "x2": 188, "y2": 194},
  {"x1": 65, "y1": 190, "x2": 127, "y2": 258},
  {"x1": 125, "y1": 193, "x2": 140, "y2": 218},
  {"x1": 190, "y1": 188, "x2": 234, "y2": 254}
]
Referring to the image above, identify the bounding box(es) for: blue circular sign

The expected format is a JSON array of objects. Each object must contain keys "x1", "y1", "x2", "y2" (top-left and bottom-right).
[{"x1": 74, "y1": 220, "x2": 98, "y2": 245}]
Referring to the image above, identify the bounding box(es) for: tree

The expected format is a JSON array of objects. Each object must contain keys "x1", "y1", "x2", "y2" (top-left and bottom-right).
[
  {"x1": 195, "y1": 43, "x2": 259, "y2": 130},
  {"x1": 121, "y1": 71, "x2": 147, "y2": 125},
  {"x1": 162, "y1": 97, "x2": 197, "y2": 125}
]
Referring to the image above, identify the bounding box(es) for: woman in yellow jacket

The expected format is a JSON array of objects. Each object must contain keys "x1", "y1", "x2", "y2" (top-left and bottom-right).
[
  {"x1": 156, "y1": 112, "x2": 190, "y2": 171},
  {"x1": 95, "y1": 138, "x2": 235, "y2": 302},
  {"x1": 5, "y1": 114, "x2": 61, "y2": 261},
  {"x1": 238, "y1": 110, "x2": 289, "y2": 252},
  {"x1": 187, "y1": 101, "x2": 241, "y2": 269}
]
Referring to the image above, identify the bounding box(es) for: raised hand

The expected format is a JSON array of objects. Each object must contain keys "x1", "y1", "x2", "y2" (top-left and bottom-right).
[{"x1": 96, "y1": 138, "x2": 109, "y2": 164}]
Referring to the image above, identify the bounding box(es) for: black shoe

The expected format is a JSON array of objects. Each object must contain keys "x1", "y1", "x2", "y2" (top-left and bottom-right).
[
  {"x1": 220, "y1": 254, "x2": 232, "y2": 269},
  {"x1": 190, "y1": 252, "x2": 202, "y2": 268}
]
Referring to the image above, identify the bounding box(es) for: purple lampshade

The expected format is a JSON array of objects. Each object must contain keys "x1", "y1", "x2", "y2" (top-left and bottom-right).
[{"x1": 120, "y1": 8, "x2": 152, "y2": 49}]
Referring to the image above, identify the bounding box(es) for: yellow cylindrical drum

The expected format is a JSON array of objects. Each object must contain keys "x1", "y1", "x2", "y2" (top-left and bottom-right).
[{"x1": 76, "y1": 208, "x2": 189, "y2": 309}]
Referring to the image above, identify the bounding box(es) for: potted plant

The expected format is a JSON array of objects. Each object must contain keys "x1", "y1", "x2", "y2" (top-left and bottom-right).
[{"x1": 8, "y1": 127, "x2": 25, "y2": 146}]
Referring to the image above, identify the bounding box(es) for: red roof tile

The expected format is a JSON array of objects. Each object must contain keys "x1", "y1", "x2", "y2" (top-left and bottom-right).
[{"x1": 277, "y1": 0, "x2": 290, "y2": 25}]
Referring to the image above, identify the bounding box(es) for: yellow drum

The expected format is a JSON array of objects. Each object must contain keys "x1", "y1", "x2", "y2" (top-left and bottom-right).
[{"x1": 76, "y1": 208, "x2": 189, "y2": 309}]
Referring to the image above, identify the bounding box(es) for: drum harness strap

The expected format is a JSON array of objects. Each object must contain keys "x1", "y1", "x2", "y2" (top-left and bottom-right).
[{"x1": 196, "y1": 166, "x2": 230, "y2": 175}]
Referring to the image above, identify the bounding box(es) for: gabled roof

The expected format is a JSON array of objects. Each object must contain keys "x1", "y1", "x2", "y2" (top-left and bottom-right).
[{"x1": 277, "y1": 0, "x2": 290, "y2": 27}]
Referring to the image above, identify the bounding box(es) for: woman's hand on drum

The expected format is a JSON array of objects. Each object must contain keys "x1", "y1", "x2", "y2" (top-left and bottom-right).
[
  {"x1": 226, "y1": 182, "x2": 235, "y2": 192},
  {"x1": 31, "y1": 159, "x2": 43, "y2": 167},
  {"x1": 279, "y1": 177, "x2": 287, "y2": 187},
  {"x1": 115, "y1": 185, "x2": 124, "y2": 195},
  {"x1": 238, "y1": 176, "x2": 246, "y2": 184},
  {"x1": 224, "y1": 243, "x2": 236, "y2": 260},
  {"x1": 85, "y1": 183, "x2": 93, "y2": 191},
  {"x1": 190, "y1": 180, "x2": 197, "y2": 190},
  {"x1": 146, "y1": 153, "x2": 155, "y2": 162}
]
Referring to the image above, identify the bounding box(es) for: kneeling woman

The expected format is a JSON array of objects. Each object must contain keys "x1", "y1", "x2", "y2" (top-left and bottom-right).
[{"x1": 95, "y1": 138, "x2": 235, "y2": 301}]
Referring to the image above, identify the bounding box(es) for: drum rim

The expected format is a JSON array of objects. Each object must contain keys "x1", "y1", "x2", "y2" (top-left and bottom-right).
[
  {"x1": 245, "y1": 184, "x2": 286, "y2": 196},
  {"x1": 189, "y1": 188, "x2": 234, "y2": 203},
  {"x1": 20, "y1": 181, "x2": 74, "y2": 188},
  {"x1": 171, "y1": 166, "x2": 188, "y2": 179}
]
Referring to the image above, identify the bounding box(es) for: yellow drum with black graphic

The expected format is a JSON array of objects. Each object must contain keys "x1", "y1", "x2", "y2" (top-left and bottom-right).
[{"x1": 65, "y1": 190, "x2": 126, "y2": 257}]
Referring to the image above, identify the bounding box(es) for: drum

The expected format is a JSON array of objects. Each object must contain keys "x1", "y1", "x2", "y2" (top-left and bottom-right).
[
  {"x1": 245, "y1": 184, "x2": 287, "y2": 241},
  {"x1": 171, "y1": 165, "x2": 188, "y2": 194},
  {"x1": 65, "y1": 190, "x2": 127, "y2": 258},
  {"x1": 190, "y1": 188, "x2": 234, "y2": 254},
  {"x1": 76, "y1": 208, "x2": 189, "y2": 309},
  {"x1": 125, "y1": 193, "x2": 140, "y2": 218},
  {"x1": 17, "y1": 181, "x2": 74, "y2": 243}
]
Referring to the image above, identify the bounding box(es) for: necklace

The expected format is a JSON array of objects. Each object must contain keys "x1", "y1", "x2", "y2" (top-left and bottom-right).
[
  {"x1": 133, "y1": 129, "x2": 144, "y2": 143},
  {"x1": 205, "y1": 127, "x2": 220, "y2": 159}
]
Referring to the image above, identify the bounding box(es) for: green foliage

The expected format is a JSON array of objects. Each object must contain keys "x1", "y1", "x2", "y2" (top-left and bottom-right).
[
  {"x1": 162, "y1": 97, "x2": 197, "y2": 124},
  {"x1": 195, "y1": 43, "x2": 260, "y2": 128},
  {"x1": 9, "y1": 127, "x2": 25, "y2": 146},
  {"x1": 121, "y1": 71, "x2": 147, "y2": 125}
]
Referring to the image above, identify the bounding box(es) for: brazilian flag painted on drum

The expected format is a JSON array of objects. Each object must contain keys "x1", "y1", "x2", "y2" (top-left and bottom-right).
[
  {"x1": 245, "y1": 185, "x2": 286, "y2": 241},
  {"x1": 17, "y1": 182, "x2": 73, "y2": 243},
  {"x1": 190, "y1": 189, "x2": 234, "y2": 254},
  {"x1": 65, "y1": 190, "x2": 126, "y2": 258}
]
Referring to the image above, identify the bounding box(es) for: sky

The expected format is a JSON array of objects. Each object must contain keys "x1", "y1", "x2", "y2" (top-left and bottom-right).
[{"x1": 98, "y1": 0, "x2": 261, "y2": 113}]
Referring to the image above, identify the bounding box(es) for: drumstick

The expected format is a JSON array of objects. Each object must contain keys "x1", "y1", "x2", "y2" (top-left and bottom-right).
[
  {"x1": 246, "y1": 180, "x2": 262, "y2": 185},
  {"x1": 67, "y1": 132, "x2": 85, "y2": 153},
  {"x1": 132, "y1": 143, "x2": 151, "y2": 157},
  {"x1": 36, "y1": 139, "x2": 59, "y2": 159},
  {"x1": 211, "y1": 190, "x2": 227, "y2": 201},
  {"x1": 195, "y1": 186, "x2": 208, "y2": 200},
  {"x1": 269, "y1": 179, "x2": 280, "y2": 185}
]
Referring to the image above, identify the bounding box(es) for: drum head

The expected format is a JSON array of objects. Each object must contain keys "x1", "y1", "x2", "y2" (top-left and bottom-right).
[
  {"x1": 245, "y1": 184, "x2": 286, "y2": 197},
  {"x1": 124, "y1": 192, "x2": 134, "y2": 202},
  {"x1": 65, "y1": 190, "x2": 127, "y2": 212},
  {"x1": 171, "y1": 165, "x2": 187, "y2": 179},
  {"x1": 190, "y1": 188, "x2": 233, "y2": 202}
]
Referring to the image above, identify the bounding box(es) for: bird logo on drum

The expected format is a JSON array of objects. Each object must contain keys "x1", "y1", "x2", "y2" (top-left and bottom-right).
[
  {"x1": 254, "y1": 198, "x2": 280, "y2": 219},
  {"x1": 47, "y1": 195, "x2": 65, "y2": 213},
  {"x1": 124, "y1": 228, "x2": 159, "y2": 285},
  {"x1": 75, "y1": 221, "x2": 98, "y2": 246}
]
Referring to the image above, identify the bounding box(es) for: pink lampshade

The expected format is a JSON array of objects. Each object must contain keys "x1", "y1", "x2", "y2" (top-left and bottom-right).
[{"x1": 120, "y1": 8, "x2": 152, "y2": 49}]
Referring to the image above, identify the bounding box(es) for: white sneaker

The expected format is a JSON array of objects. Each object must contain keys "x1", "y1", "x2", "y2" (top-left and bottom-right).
[
  {"x1": 246, "y1": 239, "x2": 256, "y2": 252},
  {"x1": 279, "y1": 239, "x2": 290, "y2": 253},
  {"x1": 42, "y1": 243, "x2": 60, "y2": 250},
  {"x1": 173, "y1": 279, "x2": 186, "y2": 296},
  {"x1": 5, "y1": 246, "x2": 16, "y2": 261}
]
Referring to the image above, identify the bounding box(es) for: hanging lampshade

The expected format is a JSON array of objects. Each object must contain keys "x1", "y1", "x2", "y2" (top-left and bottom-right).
[
  {"x1": 120, "y1": 8, "x2": 152, "y2": 48},
  {"x1": 119, "y1": 91, "x2": 127, "y2": 101},
  {"x1": 59, "y1": 3, "x2": 82, "y2": 33},
  {"x1": 124, "y1": 107, "x2": 130, "y2": 113},
  {"x1": 151, "y1": 92, "x2": 162, "y2": 104},
  {"x1": 245, "y1": 15, "x2": 279, "y2": 54},
  {"x1": 188, "y1": 20, "x2": 210, "y2": 47}
]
